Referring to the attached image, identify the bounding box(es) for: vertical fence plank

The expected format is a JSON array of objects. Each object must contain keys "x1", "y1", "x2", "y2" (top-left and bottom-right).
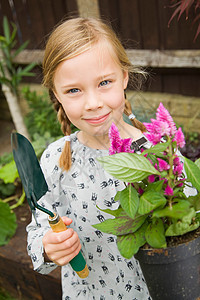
[
  {"x1": 138, "y1": 0, "x2": 160, "y2": 49},
  {"x1": 0, "y1": 1, "x2": 14, "y2": 35},
  {"x1": 157, "y1": 0, "x2": 179, "y2": 50},
  {"x1": 118, "y1": 0, "x2": 142, "y2": 49},
  {"x1": 98, "y1": 0, "x2": 120, "y2": 32},
  {"x1": 12, "y1": 0, "x2": 32, "y2": 46},
  {"x1": 24, "y1": 0, "x2": 46, "y2": 48},
  {"x1": 38, "y1": 0, "x2": 57, "y2": 35}
]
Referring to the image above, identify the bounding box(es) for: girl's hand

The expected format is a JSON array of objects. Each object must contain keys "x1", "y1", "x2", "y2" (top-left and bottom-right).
[{"x1": 42, "y1": 217, "x2": 82, "y2": 266}]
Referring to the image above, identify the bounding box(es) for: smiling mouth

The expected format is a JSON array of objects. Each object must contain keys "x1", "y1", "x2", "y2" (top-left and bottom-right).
[{"x1": 84, "y1": 112, "x2": 110, "y2": 124}]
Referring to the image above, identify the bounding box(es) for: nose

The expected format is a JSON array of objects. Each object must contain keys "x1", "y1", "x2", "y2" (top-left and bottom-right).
[{"x1": 84, "y1": 91, "x2": 103, "y2": 110}]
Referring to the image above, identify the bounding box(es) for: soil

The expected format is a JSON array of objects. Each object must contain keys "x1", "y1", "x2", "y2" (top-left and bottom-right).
[
  {"x1": 0, "y1": 201, "x2": 62, "y2": 300},
  {"x1": 166, "y1": 227, "x2": 200, "y2": 247}
]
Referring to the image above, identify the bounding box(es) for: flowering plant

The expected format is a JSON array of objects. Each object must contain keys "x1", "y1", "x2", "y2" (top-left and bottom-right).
[{"x1": 93, "y1": 103, "x2": 200, "y2": 258}]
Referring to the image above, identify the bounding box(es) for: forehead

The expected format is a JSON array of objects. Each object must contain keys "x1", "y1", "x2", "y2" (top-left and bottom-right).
[
  {"x1": 54, "y1": 41, "x2": 122, "y2": 85},
  {"x1": 58, "y1": 41, "x2": 120, "y2": 74}
]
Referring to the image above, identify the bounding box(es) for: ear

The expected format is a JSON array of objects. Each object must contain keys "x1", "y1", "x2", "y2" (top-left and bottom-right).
[{"x1": 123, "y1": 70, "x2": 129, "y2": 89}]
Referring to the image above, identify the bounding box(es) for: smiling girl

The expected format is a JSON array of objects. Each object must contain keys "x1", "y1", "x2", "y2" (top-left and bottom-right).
[{"x1": 27, "y1": 17, "x2": 151, "y2": 299}]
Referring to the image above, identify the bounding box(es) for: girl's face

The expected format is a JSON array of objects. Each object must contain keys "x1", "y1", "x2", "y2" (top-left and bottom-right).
[{"x1": 54, "y1": 42, "x2": 128, "y2": 147}]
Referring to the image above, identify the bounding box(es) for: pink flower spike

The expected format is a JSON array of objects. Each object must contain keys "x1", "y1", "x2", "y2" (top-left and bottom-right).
[
  {"x1": 156, "y1": 103, "x2": 177, "y2": 136},
  {"x1": 164, "y1": 185, "x2": 174, "y2": 196},
  {"x1": 108, "y1": 123, "x2": 134, "y2": 155},
  {"x1": 143, "y1": 122, "x2": 154, "y2": 133},
  {"x1": 120, "y1": 138, "x2": 135, "y2": 153},
  {"x1": 173, "y1": 163, "x2": 183, "y2": 176},
  {"x1": 109, "y1": 123, "x2": 122, "y2": 155},
  {"x1": 173, "y1": 156, "x2": 180, "y2": 166},
  {"x1": 148, "y1": 175, "x2": 155, "y2": 183},
  {"x1": 173, "y1": 127, "x2": 185, "y2": 148},
  {"x1": 157, "y1": 158, "x2": 170, "y2": 172},
  {"x1": 177, "y1": 178, "x2": 185, "y2": 187},
  {"x1": 143, "y1": 132, "x2": 162, "y2": 145}
]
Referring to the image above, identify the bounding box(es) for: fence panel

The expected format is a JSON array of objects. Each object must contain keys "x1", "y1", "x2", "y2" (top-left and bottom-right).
[
  {"x1": 0, "y1": 0, "x2": 78, "y2": 49},
  {"x1": 0, "y1": 0, "x2": 200, "y2": 96}
]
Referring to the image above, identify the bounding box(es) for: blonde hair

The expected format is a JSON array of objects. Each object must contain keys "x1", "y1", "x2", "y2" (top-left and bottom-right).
[{"x1": 43, "y1": 17, "x2": 146, "y2": 171}]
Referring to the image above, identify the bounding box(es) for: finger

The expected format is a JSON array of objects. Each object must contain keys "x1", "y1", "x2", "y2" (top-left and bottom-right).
[
  {"x1": 44, "y1": 230, "x2": 80, "y2": 253},
  {"x1": 43, "y1": 227, "x2": 74, "y2": 245},
  {"x1": 49, "y1": 238, "x2": 81, "y2": 262},
  {"x1": 54, "y1": 243, "x2": 82, "y2": 266},
  {"x1": 61, "y1": 216, "x2": 73, "y2": 226}
]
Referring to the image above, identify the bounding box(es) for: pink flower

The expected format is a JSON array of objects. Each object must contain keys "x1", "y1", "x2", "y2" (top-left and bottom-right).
[
  {"x1": 173, "y1": 127, "x2": 185, "y2": 148},
  {"x1": 138, "y1": 187, "x2": 144, "y2": 195},
  {"x1": 177, "y1": 178, "x2": 185, "y2": 187},
  {"x1": 156, "y1": 103, "x2": 177, "y2": 136},
  {"x1": 143, "y1": 132, "x2": 162, "y2": 145},
  {"x1": 164, "y1": 185, "x2": 174, "y2": 196},
  {"x1": 109, "y1": 123, "x2": 134, "y2": 155},
  {"x1": 148, "y1": 175, "x2": 155, "y2": 183},
  {"x1": 173, "y1": 163, "x2": 183, "y2": 176},
  {"x1": 173, "y1": 156, "x2": 184, "y2": 176},
  {"x1": 144, "y1": 119, "x2": 171, "y2": 141},
  {"x1": 173, "y1": 156, "x2": 180, "y2": 166},
  {"x1": 157, "y1": 158, "x2": 170, "y2": 172}
]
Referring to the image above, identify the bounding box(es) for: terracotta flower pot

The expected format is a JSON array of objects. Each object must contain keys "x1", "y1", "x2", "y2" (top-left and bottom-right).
[{"x1": 135, "y1": 235, "x2": 200, "y2": 300}]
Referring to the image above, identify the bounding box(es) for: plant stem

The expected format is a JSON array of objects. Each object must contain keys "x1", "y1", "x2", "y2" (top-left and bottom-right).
[
  {"x1": 2, "y1": 194, "x2": 21, "y2": 203},
  {"x1": 168, "y1": 138, "x2": 174, "y2": 188},
  {"x1": 10, "y1": 191, "x2": 25, "y2": 210}
]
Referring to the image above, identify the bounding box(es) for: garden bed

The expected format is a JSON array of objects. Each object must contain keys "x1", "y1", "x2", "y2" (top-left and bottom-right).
[{"x1": 0, "y1": 202, "x2": 62, "y2": 300}]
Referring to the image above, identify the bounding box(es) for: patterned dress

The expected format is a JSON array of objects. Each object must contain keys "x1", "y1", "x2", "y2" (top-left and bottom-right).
[{"x1": 26, "y1": 131, "x2": 151, "y2": 300}]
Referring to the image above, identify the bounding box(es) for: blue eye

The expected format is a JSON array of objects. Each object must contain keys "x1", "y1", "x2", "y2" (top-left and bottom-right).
[
  {"x1": 100, "y1": 80, "x2": 110, "y2": 87},
  {"x1": 68, "y1": 88, "x2": 79, "y2": 94}
]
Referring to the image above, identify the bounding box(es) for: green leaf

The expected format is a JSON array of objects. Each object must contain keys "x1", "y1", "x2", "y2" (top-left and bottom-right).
[
  {"x1": 145, "y1": 180, "x2": 164, "y2": 192},
  {"x1": 12, "y1": 40, "x2": 29, "y2": 58},
  {"x1": 98, "y1": 153, "x2": 160, "y2": 183},
  {"x1": 183, "y1": 156, "x2": 200, "y2": 192},
  {"x1": 152, "y1": 200, "x2": 191, "y2": 219},
  {"x1": 195, "y1": 158, "x2": 200, "y2": 169},
  {"x1": 92, "y1": 214, "x2": 147, "y2": 236},
  {"x1": 116, "y1": 221, "x2": 148, "y2": 258},
  {"x1": 10, "y1": 24, "x2": 17, "y2": 44},
  {"x1": 119, "y1": 185, "x2": 139, "y2": 218},
  {"x1": 114, "y1": 191, "x2": 120, "y2": 202},
  {"x1": 3, "y1": 17, "x2": 10, "y2": 43},
  {"x1": 166, "y1": 218, "x2": 199, "y2": 236},
  {"x1": 0, "y1": 201, "x2": 17, "y2": 245},
  {"x1": 96, "y1": 205, "x2": 123, "y2": 217},
  {"x1": 0, "y1": 181, "x2": 15, "y2": 198},
  {"x1": 187, "y1": 194, "x2": 200, "y2": 211},
  {"x1": 138, "y1": 191, "x2": 166, "y2": 215},
  {"x1": 0, "y1": 160, "x2": 19, "y2": 183},
  {"x1": 142, "y1": 141, "x2": 170, "y2": 155},
  {"x1": 145, "y1": 218, "x2": 167, "y2": 248}
]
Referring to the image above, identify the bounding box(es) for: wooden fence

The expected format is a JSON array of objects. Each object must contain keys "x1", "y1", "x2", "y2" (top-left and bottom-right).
[{"x1": 0, "y1": 0, "x2": 200, "y2": 96}]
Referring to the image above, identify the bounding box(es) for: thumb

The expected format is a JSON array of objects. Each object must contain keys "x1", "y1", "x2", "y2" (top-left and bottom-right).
[{"x1": 61, "y1": 216, "x2": 73, "y2": 226}]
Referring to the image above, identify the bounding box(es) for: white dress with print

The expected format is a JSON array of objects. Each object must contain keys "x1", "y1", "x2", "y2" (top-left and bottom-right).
[{"x1": 26, "y1": 132, "x2": 151, "y2": 300}]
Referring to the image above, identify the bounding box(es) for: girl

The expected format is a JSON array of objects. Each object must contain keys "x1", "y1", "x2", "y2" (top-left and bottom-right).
[{"x1": 27, "y1": 17, "x2": 151, "y2": 299}]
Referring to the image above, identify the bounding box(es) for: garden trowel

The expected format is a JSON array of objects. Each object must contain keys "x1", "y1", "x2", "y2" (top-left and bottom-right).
[{"x1": 11, "y1": 132, "x2": 89, "y2": 278}]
